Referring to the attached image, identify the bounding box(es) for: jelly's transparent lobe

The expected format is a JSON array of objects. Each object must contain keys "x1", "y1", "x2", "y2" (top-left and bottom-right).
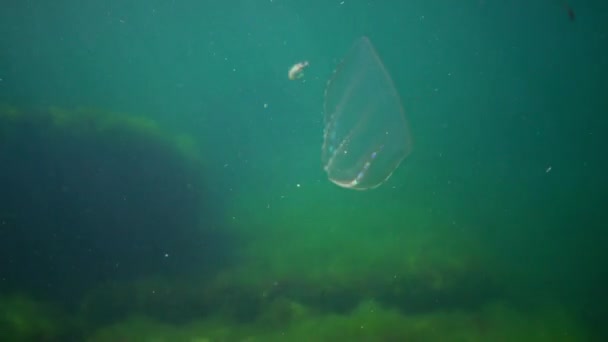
[{"x1": 322, "y1": 37, "x2": 412, "y2": 190}]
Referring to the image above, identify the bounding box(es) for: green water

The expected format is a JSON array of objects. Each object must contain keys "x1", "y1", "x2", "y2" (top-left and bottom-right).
[{"x1": 1, "y1": 0, "x2": 606, "y2": 340}]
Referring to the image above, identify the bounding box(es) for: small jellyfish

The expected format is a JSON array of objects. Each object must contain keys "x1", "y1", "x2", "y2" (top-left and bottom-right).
[{"x1": 288, "y1": 61, "x2": 309, "y2": 80}]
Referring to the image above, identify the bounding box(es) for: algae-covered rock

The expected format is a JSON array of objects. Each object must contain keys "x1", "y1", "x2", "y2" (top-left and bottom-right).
[
  {"x1": 0, "y1": 105, "x2": 233, "y2": 306},
  {"x1": 85, "y1": 299, "x2": 588, "y2": 342}
]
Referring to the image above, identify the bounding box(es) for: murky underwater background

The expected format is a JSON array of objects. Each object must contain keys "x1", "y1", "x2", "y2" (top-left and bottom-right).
[{"x1": 1, "y1": 0, "x2": 607, "y2": 341}]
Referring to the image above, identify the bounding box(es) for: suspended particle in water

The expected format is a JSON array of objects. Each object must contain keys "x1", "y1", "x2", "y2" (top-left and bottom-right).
[{"x1": 288, "y1": 61, "x2": 309, "y2": 80}]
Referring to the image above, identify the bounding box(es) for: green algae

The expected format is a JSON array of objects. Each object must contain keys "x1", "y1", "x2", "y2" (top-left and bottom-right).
[
  {"x1": 85, "y1": 300, "x2": 588, "y2": 342},
  {"x1": 0, "y1": 295, "x2": 74, "y2": 341},
  {"x1": 0, "y1": 104, "x2": 201, "y2": 163}
]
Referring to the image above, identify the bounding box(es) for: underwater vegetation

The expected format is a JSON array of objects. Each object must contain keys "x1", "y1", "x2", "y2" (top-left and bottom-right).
[
  {"x1": 0, "y1": 104, "x2": 594, "y2": 340},
  {"x1": 0, "y1": 104, "x2": 237, "y2": 338}
]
